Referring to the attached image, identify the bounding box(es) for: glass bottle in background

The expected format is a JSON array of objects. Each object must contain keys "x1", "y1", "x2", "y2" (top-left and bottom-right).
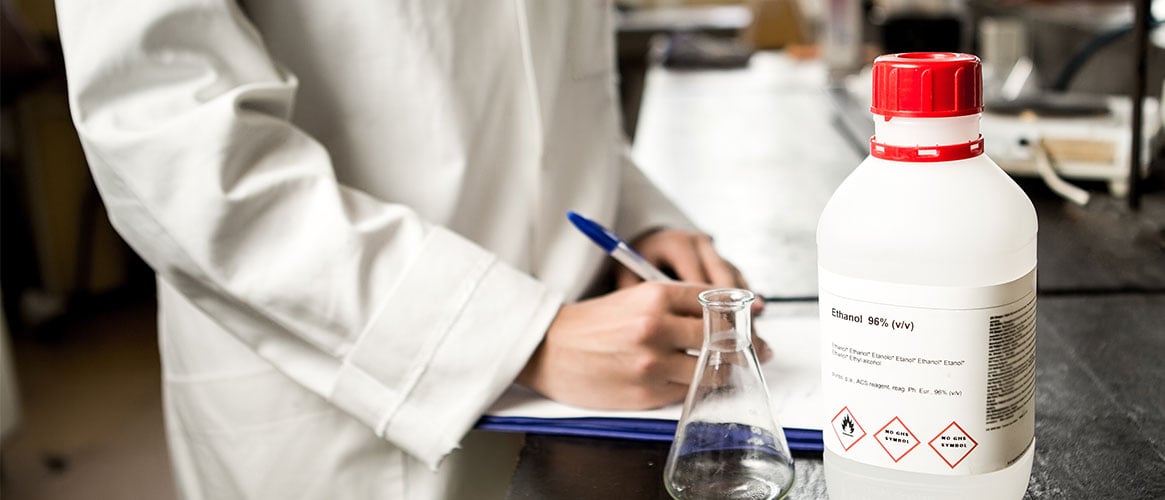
[{"x1": 663, "y1": 289, "x2": 795, "y2": 500}]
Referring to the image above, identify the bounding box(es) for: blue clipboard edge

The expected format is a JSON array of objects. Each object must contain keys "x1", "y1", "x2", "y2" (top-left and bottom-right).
[{"x1": 476, "y1": 416, "x2": 824, "y2": 452}]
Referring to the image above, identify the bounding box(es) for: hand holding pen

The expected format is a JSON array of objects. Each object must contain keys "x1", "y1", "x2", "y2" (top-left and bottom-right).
[
  {"x1": 561, "y1": 210, "x2": 764, "y2": 354},
  {"x1": 514, "y1": 211, "x2": 771, "y2": 412}
]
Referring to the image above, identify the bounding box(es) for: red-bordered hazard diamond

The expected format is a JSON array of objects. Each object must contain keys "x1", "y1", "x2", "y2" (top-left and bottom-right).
[
  {"x1": 831, "y1": 406, "x2": 866, "y2": 451},
  {"x1": 928, "y1": 421, "x2": 979, "y2": 469},
  {"x1": 875, "y1": 416, "x2": 920, "y2": 462}
]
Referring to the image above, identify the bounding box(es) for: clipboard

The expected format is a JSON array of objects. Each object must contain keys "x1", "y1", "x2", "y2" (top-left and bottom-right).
[{"x1": 476, "y1": 316, "x2": 824, "y2": 451}]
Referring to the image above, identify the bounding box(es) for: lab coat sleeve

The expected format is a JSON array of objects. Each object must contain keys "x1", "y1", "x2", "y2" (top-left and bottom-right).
[
  {"x1": 613, "y1": 143, "x2": 701, "y2": 241},
  {"x1": 54, "y1": 0, "x2": 561, "y2": 468}
]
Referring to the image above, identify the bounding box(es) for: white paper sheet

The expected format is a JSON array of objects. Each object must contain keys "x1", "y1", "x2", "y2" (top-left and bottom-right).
[{"x1": 484, "y1": 315, "x2": 822, "y2": 431}]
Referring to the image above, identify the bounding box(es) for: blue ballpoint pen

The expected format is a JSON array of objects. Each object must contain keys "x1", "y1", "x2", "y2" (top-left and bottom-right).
[{"x1": 567, "y1": 211, "x2": 674, "y2": 282}]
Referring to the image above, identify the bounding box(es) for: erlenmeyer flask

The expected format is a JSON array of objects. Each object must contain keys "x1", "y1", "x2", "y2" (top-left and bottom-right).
[{"x1": 663, "y1": 288, "x2": 795, "y2": 500}]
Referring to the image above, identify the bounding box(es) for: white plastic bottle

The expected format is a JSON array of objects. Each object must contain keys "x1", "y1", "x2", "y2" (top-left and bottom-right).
[{"x1": 817, "y1": 53, "x2": 1037, "y2": 499}]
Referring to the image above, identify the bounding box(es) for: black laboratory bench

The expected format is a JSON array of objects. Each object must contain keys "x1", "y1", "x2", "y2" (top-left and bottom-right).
[{"x1": 505, "y1": 53, "x2": 1165, "y2": 499}]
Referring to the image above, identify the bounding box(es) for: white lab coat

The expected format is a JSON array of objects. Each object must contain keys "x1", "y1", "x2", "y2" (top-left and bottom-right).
[{"x1": 55, "y1": 0, "x2": 694, "y2": 498}]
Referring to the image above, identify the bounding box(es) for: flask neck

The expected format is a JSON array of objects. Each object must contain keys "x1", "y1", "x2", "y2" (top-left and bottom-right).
[
  {"x1": 699, "y1": 289, "x2": 754, "y2": 351},
  {"x1": 872, "y1": 114, "x2": 981, "y2": 147},
  {"x1": 704, "y1": 306, "x2": 752, "y2": 350}
]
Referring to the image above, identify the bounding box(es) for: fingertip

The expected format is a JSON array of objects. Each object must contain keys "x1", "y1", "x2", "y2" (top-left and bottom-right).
[{"x1": 751, "y1": 295, "x2": 766, "y2": 313}]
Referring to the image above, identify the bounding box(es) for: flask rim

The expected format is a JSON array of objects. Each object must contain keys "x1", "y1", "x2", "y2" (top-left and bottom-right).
[{"x1": 698, "y1": 288, "x2": 755, "y2": 308}]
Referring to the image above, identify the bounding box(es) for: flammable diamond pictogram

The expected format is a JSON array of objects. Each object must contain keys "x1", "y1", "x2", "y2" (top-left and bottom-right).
[
  {"x1": 875, "y1": 416, "x2": 920, "y2": 463},
  {"x1": 928, "y1": 421, "x2": 979, "y2": 469},
  {"x1": 831, "y1": 406, "x2": 867, "y2": 451}
]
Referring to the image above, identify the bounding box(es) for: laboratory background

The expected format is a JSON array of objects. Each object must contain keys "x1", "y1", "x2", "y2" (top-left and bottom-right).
[{"x1": 1, "y1": 0, "x2": 1163, "y2": 499}]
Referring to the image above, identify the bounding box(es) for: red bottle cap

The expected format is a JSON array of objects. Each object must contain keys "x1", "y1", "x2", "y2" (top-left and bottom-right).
[{"x1": 870, "y1": 53, "x2": 982, "y2": 118}]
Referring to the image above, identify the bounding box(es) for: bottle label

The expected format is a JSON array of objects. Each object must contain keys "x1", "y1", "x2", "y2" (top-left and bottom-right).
[{"x1": 819, "y1": 268, "x2": 1036, "y2": 475}]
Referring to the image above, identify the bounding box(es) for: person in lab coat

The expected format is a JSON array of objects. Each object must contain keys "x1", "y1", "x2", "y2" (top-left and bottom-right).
[{"x1": 54, "y1": 1, "x2": 769, "y2": 498}]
